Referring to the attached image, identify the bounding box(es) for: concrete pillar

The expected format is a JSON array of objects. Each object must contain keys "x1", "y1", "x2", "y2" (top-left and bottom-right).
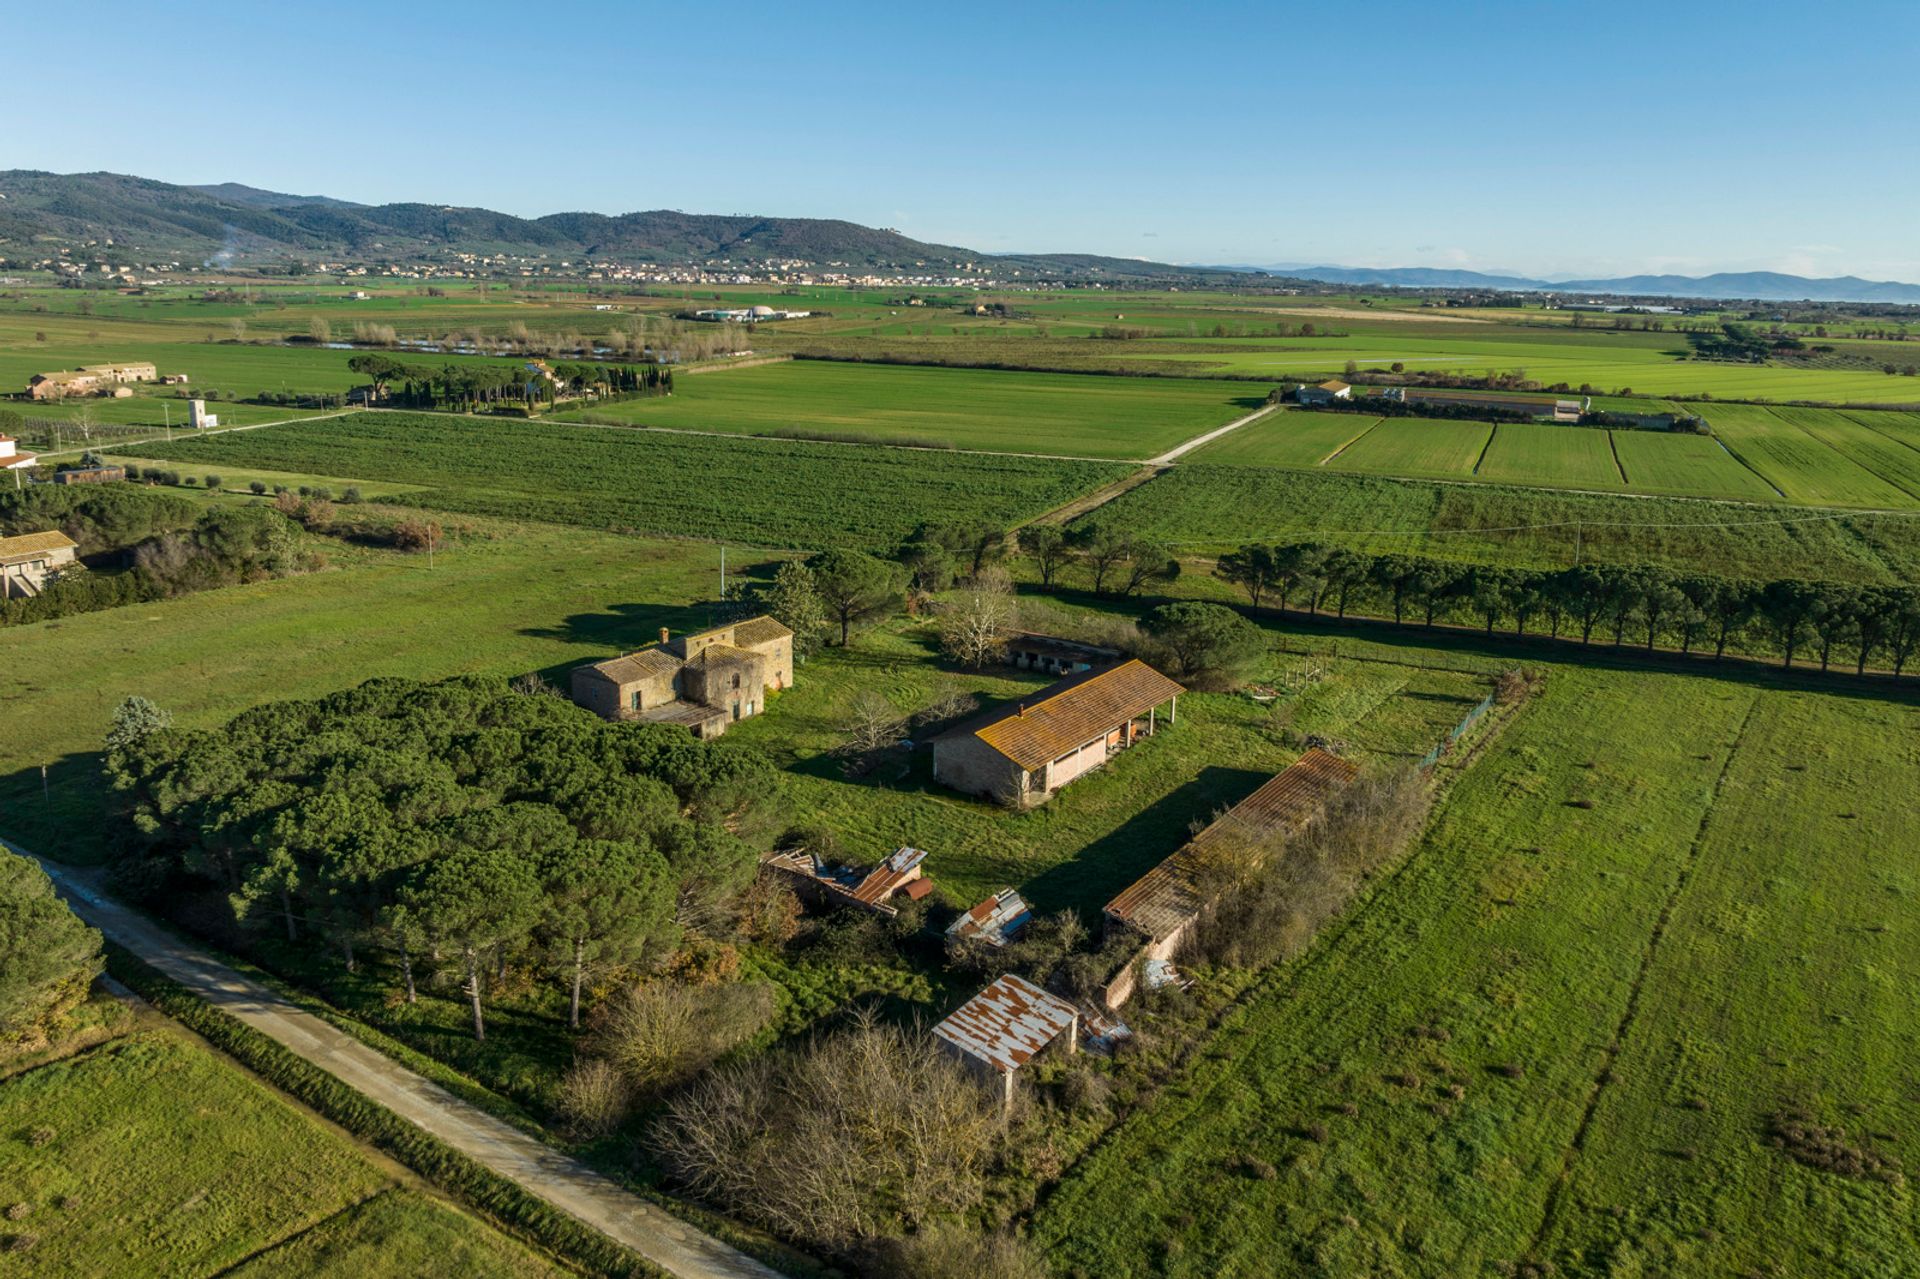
[{"x1": 1168, "y1": 695, "x2": 1178, "y2": 725}]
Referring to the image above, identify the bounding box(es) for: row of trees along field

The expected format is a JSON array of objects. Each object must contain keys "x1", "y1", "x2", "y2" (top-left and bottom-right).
[
  {"x1": 346, "y1": 354, "x2": 671, "y2": 413},
  {"x1": 1212, "y1": 540, "x2": 1920, "y2": 674},
  {"x1": 104, "y1": 678, "x2": 771, "y2": 1039}
]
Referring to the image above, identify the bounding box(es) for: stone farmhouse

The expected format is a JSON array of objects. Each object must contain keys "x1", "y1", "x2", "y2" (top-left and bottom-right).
[
  {"x1": 1294, "y1": 378, "x2": 1352, "y2": 405},
  {"x1": 932, "y1": 659, "x2": 1183, "y2": 806},
  {"x1": 26, "y1": 362, "x2": 160, "y2": 400},
  {"x1": 0, "y1": 529, "x2": 78, "y2": 599},
  {"x1": 569, "y1": 615, "x2": 793, "y2": 738}
]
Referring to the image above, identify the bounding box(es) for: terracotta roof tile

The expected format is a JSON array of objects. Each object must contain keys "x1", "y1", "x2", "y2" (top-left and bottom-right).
[{"x1": 959, "y1": 660, "x2": 1183, "y2": 773}]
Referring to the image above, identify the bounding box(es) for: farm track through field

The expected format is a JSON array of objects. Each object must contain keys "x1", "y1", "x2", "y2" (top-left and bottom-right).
[
  {"x1": 11, "y1": 842, "x2": 784, "y2": 1279},
  {"x1": 1143, "y1": 402, "x2": 1282, "y2": 464},
  {"x1": 1019, "y1": 465, "x2": 1166, "y2": 529},
  {"x1": 1521, "y1": 693, "x2": 1763, "y2": 1265}
]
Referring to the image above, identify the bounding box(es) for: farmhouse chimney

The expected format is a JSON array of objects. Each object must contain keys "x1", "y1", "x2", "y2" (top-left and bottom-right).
[
  {"x1": 1017, "y1": 703, "x2": 1026, "y2": 717},
  {"x1": 659, "y1": 626, "x2": 670, "y2": 645}
]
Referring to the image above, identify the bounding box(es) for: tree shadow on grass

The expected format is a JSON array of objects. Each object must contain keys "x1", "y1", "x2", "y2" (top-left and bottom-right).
[
  {"x1": 0, "y1": 749, "x2": 114, "y2": 866},
  {"x1": 1020, "y1": 764, "x2": 1271, "y2": 923}
]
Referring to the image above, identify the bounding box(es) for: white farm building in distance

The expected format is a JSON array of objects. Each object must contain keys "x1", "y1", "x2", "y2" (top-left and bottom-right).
[{"x1": 691, "y1": 305, "x2": 811, "y2": 323}]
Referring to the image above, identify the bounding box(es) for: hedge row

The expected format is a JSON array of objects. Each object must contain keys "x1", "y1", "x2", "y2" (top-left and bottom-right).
[{"x1": 103, "y1": 943, "x2": 664, "y2": 1279}]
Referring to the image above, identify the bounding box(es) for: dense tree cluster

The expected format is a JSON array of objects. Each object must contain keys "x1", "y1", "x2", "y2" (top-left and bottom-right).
[
  {"x1": 1214, "y1": 541, "x2": 1920, "y2": 674},
  {"x1": 105, "y1": 677, "x2": 774, "y2": 1039},
  {"x1": 348, "y1": 353, "x2": 670, "y2": 413},
  {"x1": 1, "y1": 487, "x2": 311, "y2": 628},
  {"x1": 0, "y1": 850, "x2": 104, "y2": 1056}
]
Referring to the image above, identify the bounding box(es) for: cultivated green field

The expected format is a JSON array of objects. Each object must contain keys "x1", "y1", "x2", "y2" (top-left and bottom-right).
[
  {"x1": 1705, "y1": 404, "x2": 1917, "y2": 508},
  {"x1": 1190, "y1": 412, "x2": 1383, "y2": 467},
  {"x1": 1609, "y1": 430, "x2": 1781, "y2": 500},
  {"x1": 553, "y1": 360, "x2": 1264, "y2": 458},
  {"x1": 1476, "y1": 422, "x2": 1624, "y2": 489},
  {"x1": 1034, "y1": 665, "x2": 1920, "y2": 1277},
  {"x1": 1072, "y1": 464, "x2": 1920, "y2": 582},
  {"x1": 117, "y1": 411, "x2": 1130, "y2": 550},
  {"x1": 1313, "y1": 417, "x2": 1492, "y2": 480},
  {"x1": 0, "y1": 1029, "x2": 553, "y2": 1277},
  {"x1": 1183, "y1": 408, "x2": 1920, "y2": 507}
]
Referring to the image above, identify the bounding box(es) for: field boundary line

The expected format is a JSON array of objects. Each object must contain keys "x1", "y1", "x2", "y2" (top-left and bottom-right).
[
  {"x1": 1843, "y1": 410, "x2": 1920, "y2": 460},
  {"x1": 1470, "y1": 422, "x2": 1498, "y2": 476},
  {"x1": 1521, "y1": 692, "x2": 1763, "y2": 1267},
  {"x1": 1606, "y1": 430, "x2": 1628, "y2": 485},
  {"x1": 204, "y1": 1186, "x2": 400, "y2": 1279},
  {"x1": 11, "y1": 842, "x2": 784, "y2": 1279},
  {"x1": 1705, "y1": 431, "x2": 1788, "y2": 499},
  {"x1": 1319, "y1": 415, "x2": 1383, "y2": 464}
]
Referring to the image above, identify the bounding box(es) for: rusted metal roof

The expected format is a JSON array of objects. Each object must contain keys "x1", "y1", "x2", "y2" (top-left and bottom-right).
[
  {"x1": 850, "y1": 845, "x2": 928, "y2": 904},
  {"x1": 952, "y1": 660, "x2": 1183, "y2": 773},
  {"x1": 933, "y1": 974, "x2": 1077, "y2": 1075},
  {"x1": 1105, "y1": 748, "x2": 1360, "y2": 941},
  {"x1": 946, "y1": 888, "x2": 1032, "y2": 948}
]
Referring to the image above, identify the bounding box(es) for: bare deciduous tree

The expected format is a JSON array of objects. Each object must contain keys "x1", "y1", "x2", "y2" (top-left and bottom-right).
[
  {"x1": 842, "y1": 691, "x2": 908, "y2": 754},
  {"x1": 654, "y1": 1011, "x2": 1002, "y2": 1248},
  {"x1": 939, "y1": 566, "x2": 1017, "y2": 669}
]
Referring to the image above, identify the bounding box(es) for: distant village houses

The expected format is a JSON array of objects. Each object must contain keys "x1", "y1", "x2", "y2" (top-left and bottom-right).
[
  {"x1": 570, "y1": 615, "x2": 793, "y2": 738},
  {"x1": 932, "y1": 659, "x2": 1184, "y2": 806}
]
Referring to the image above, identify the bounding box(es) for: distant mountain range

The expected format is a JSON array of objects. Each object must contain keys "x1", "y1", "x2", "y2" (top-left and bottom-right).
[
  {"x1": 0, "y1": 171, "x2": 1236, "y2": 283},
  {"x1": 1246, "y1": 264, "x2": 1920, "y2": 305},
  {"x1": 4, "y1": 171, "x2": 1912, "y2": 304}
]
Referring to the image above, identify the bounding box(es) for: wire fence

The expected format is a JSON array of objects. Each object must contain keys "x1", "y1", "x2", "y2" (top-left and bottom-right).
[{"x1": 1419, "y1": 691, "x2": 1495, "y2": 771}]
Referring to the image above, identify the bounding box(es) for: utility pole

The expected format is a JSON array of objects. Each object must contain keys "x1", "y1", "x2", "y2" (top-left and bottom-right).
[
  {"x1": 718, "y1": 545, "x2": 726, "y2": 601},
  {"x1": 1573, "y1": 520, "x2": 1582, "y2": 566}
]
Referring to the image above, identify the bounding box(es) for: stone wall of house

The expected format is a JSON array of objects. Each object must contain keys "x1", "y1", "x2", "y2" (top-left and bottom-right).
[{"x1": 933, "y1": 734, "x2": 1028, "y2": 804}]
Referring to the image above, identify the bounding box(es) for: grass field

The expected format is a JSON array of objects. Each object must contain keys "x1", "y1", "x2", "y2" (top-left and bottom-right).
[
  {"x1": 1183, "y1": 408, "x2": 1920, "y2": 507},
  {"x1": 0, "y1": 1028, "x2": 553, "y2": 1276},
  {"x1": 1609, "y1": 430, "x2": 1782, "y2": 500},
  {"x1": 1190, "y1": 412, "x2": 1383, "y2": 467},
  {"x1": 1076, "y1": 464, "x2": 1920, "y2": 582},
  {"x1": 1475, "y1": 422, "x2": 1624, "y2": 489},
  {"x1": 1312, "y1": 418, "x2": 1493, "y2": 480},
  {"x1": 116, "y1": 411, "x2": 1129, "y2": 550},
  {"x1": 1705, "y1": 404, "x2": 1917, "y2": 508},
  {"x1": 552, "y1": 360, "x2": 1265, "y2": 458},
  {"x1": 1770, "y1": 407, "x2": 1920, "y2": 501},
  {"x1": 1032, "y1": 666, "x2": 1920, "y2": 1277}
]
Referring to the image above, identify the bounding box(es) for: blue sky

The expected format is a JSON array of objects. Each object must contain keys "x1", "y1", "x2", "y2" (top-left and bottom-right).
[{"x1": 6, "y1": 0, "x2": 1917, "y2": 279}]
